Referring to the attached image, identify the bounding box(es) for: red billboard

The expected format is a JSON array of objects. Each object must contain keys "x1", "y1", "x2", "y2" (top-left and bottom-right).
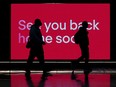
[{"x1": 11, "y1": 4, "x2": 110, "y2": 60}]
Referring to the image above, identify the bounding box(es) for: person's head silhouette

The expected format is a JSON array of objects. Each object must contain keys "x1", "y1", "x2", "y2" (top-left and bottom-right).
[
  {"x1": 82, "y1": 21, "x2": 88, "y2": 28},
  {"x1": 34, "y1": 19, "x2": 42, "y2": 27}
]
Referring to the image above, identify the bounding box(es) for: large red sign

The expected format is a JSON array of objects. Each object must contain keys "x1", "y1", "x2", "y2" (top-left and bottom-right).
[{"x1": 11, "y1": 4, "x2": 110, "y2": 60}]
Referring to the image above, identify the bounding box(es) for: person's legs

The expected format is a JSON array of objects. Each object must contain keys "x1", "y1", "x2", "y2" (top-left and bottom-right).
[
  {"x1": 36, "y1": 46, "x2": 48, "y2": 79},
  {"x1": 25, "y1": 49, "x2": 35, "y2": 79},
  {"x1": 71, "y1": 60, "x2": 76, "y2": 79},
  {"x1": 85, "y1": 47, "x2": 89, "y2": 68},
  {"x1": 71, "y1": 57, "x2": 78, "y2": 79},
  {"x1": 37, "y1": 54, "x2": 46, "y2": 73},
  {"x1": 38, "y1": 54, "x2": 52, "y2": 80},
  {"x1": 83, "y1": 47, "x2": 92, "y2": 74},
  {"x1": 81, "y1": 46, "x2": 89, "y2": 68},
  {"x1": 71, "y1": 46, "x2": 85, "y2": 79}
]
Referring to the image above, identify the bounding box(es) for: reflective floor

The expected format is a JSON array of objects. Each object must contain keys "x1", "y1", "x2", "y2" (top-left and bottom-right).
[{"x1": 0, "y1": 70, "x2": 116, "y2": 87}]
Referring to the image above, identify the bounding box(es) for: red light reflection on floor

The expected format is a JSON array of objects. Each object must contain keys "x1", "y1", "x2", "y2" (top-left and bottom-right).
[{"x1": 11, "y1": 73, "x2": 110, "y2": 87}]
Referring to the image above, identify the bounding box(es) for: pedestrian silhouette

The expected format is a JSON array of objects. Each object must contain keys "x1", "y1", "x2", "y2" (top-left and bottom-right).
[
  {"x1": 71, "y1": 21, "x2": 92, "y2": 79},
  {"x1": 25, "y1": 19, "x2": 49, "y2": 80}
]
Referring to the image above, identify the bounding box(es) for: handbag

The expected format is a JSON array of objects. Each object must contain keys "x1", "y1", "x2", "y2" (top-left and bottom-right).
[{"x1": 26, "y1": 38, "x2": 31, "y2": 48}]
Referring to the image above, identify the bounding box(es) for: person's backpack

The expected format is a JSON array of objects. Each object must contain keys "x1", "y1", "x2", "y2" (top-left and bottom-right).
[{"x1": 74, "y1": 31, "x2": 80, "y2": 44}]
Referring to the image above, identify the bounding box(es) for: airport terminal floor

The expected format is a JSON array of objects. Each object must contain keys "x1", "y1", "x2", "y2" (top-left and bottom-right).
[{"x1": 0, "y1": 69, "x2": 116, "y2": 87}]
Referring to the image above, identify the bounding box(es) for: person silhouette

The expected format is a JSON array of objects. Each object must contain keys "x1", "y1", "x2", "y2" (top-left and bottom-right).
[
  {"x1": 71, "y1": 21, "x2": 92, "y2": 79},
  {"x1": 25, "y1": 19, "x2": 48, "y2": 80}
]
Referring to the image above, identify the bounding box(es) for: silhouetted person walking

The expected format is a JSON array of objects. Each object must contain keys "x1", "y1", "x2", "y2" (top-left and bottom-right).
[
  {"x1": 25, "y1": 19, "x2": 47, "y2": 80},
  {"x1": 71, "y1": 21, "x2": 92, "y2": 79}
]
